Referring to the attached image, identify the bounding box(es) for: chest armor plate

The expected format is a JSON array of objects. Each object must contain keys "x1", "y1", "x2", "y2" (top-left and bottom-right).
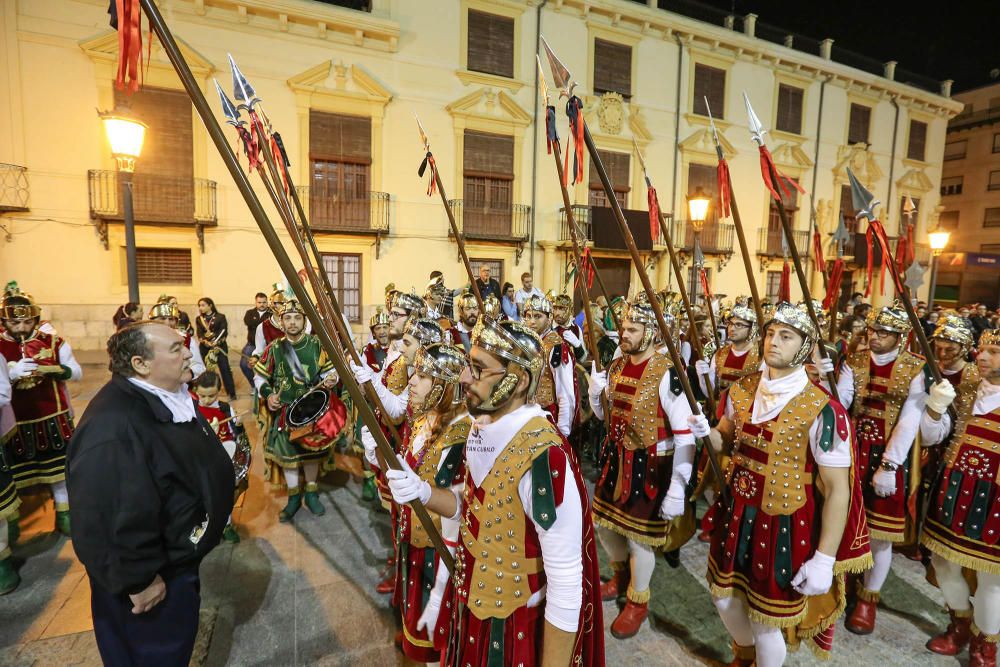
[
  {"x1": 950, "y1": 365, "x2": 982, "y2": 420},
  {"x1": 456, "y1": 417, "x2": 554, "y2": 620},
  {"x1": 406, "y1": 417, "x2": 471, "y2": 549},
  {"x1": 609, "y1": 353, "x2": 674, "y2": 451},
  {"x1": 383, "y1": 355, "x2": 409, "y2": 395},
  {"x1": 944, "y1": 408, "x2": 1000, "y2": 480},
  {"x1": 534, "y1": 331, "x2": 562, "y2": 408},
  {"x1": 848, "y1": 349, "x2": 923, "y2": 429},
  {"x1": 729, "y1": 374, "x2": 826, "y2": 515},
  {"x1": 714, "y1": 344, "x2": 759, "y2": 387}
]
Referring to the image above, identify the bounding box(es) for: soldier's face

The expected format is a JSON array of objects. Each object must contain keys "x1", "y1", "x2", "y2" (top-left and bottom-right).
[
  {"x1": 525, "y1": 310, "x2": 550, "y2": 335},
  {"x1": 372, "y1": 324, "x2": 389, "y2": 346},
  {"x1": 866, "y1": 327, "x2": 899, "y2": 354},
  {"x1": 552, "y1": 304, "x2": 571, "y2": 325},
  {"x1": 619, "y1": 322, "x2": 646, "y2": 354},
  {"x1": 389, "y1": 308, "x2": 409, "y2": 338},
  {"x1": 459, "y1": 304, "x2": 479, "y2": 327},
  {"x1": 727, "y1": 318, "x2": 751, "y2": 343},
  {"x1": 763, "y1": 323, "x2": 804, "y2": 369},
  {"x1": 934, "y1": 339, "x2": 963, "y2": 367},
  {"x1": 460, "y1": 347, "x2": 512, "y2": 415},
  {"x1": 401, "y1": 333, "x2": 420, "y2": 366},
  {"x1": 407, "y1": 371, "x2": 435, "y2": 408},
  {"x1": 3, "y1": 318, "x2": 37, "y2": 340},
  {"x1": 978, "y1": 344, "x2": 1000, "y2": 382},
  {"x1": 282, "y1": 313, "x2": 305, "y2": 337}
]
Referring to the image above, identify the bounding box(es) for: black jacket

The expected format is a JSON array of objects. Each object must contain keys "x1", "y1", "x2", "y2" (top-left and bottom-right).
[
  {"x1": 244, "y1": 307, "x2": 269, "y2": 347},
  {"x1": 67, "y1": 375, "x2": 235, "y2": 595},
  {"x1": 474, "y1": 277, "x2": 502, "y2": 301}
]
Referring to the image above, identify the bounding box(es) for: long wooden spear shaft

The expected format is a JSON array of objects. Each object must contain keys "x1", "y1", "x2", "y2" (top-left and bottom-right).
[
  {"x1": 563, "y1": 216, "x2": 622, "y2": 333},
  {"x1": 140, "y1": 0, "x2": 453, "y2": 573},
  {"x1": 415, "y1": 118, "x2": 484, "y2": 314}
]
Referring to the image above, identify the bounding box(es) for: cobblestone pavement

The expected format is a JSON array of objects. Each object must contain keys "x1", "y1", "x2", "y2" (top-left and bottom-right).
[{"x1": 0, "y1": 359, "x2": 966, "y2": 665}]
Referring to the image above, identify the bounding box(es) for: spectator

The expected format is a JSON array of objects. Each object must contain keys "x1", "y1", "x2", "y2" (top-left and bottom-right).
[
  {"x1": 513, "y1": 272, "x2": 543, "y2": 315},
  {"x1": 67, "y1": 322, "x2": 234, "y2": 666},
  {"x1": 853, "y1": 302, "x2": 872, "y2": 320},
  {"x1": 501, "y1": 282, "x2": 519, "y2": 321},
  {"x1": 837, "y1": 315, "x2": 866, "y2": 356},
  {"x1": 971, "y1": 303, "x2": 992, "y2": 342},
  {"x1": 112, "y1": 302, "x2": 142, "y2": 330},
  {"x1": 473, "y1": 265, "x2": 502, "y2": 301},
  {"x1": 241, "y1": 292, "x2": 269, "y2": 385},
  {"x1": 164, "y1": 295, "x2": 193, "y2": 336},
  {"x1": 195, "y1": 297, "x2": 236, "y2": 400},
  {"x1": 848, "y1": 292, "x2": 864, "y2": 310}
]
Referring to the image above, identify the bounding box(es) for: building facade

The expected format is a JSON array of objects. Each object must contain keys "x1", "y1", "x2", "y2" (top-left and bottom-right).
[{"x1": 0, "y1": 0, "x2": 961, "y2": 349}]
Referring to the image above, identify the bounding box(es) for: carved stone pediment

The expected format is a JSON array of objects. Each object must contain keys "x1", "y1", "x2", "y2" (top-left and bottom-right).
[
  {"x1": 678, "y1": 128, "x2": 737, "y2": 161},
  {"x1": 833, "y1": 143, "x2": 882, "y2": 185},
  {"x1": 896, "y1": 168, "x2": 934, "y2": 194},
  {"x1": 446, "y1": 88, "x2": 531, "y2": 128}
]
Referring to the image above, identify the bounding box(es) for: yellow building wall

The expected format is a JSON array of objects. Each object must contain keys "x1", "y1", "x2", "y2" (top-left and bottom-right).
[{"x1": 0, "y1": 0, "x2": 962, "y2": 348}]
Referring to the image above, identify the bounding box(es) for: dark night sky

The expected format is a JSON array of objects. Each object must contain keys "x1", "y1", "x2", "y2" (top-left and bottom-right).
[{"x1": 669, "y1": 0, "x2": 999, "y2": 93}]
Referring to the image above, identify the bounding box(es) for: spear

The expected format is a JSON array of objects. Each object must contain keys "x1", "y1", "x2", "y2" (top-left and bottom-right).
[
  {"x1": 541, "y1": 37, "x2": 728, "y2": 496},
  {"x1": 826, "y1": 213, "x2": 851, "y2": 345},
  {"x1": 414, "y1": 115, "x2": 484, "y2": 314},
  {"x1": 634, "y1": 139, "x2": 718, "y2": 416},
  {"x1": 743, "y1": 93, "x2": 839, "y2": 401},
  {"x1": 705, "y1": 99, "x2": 766, "y2": 329},
  {"x1": 136, "y1": 1, "x2": 453, "y2": 573}
]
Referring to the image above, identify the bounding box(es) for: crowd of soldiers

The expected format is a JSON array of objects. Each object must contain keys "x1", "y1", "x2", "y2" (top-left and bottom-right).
[{"x1": 5, "y1": 269, "x2": 1000, "y2": 667}]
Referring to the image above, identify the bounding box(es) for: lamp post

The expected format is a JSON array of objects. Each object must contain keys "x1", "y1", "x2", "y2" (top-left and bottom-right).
[
  {"x1": 99, "y1": 108, "x2": 147, "y2": 303},
  {"x1": 687, "y1": 187, "x2": 711, "y2": 307},
  {"x1": 927, "y1": 225, "x2": 951, "y2": 310}
]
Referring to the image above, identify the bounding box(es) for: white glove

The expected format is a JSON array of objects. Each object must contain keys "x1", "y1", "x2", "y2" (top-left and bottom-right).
[
  {"x1": 659, "y1": 487, "x2": 687, "y2": 521},
  {"x1": 695, "y1": 359, "x2": 711, "y2": 376},
  {"x1": 872, "y1": 467, "x2": 897, "y2": 497},
  {"x1": 815, "y1": 356, "x2": 835, "y2": 376},
  {"x1": 8, "y1": 358, "x2": 37, "y2": 381},
  {"x1": 688, "y1": 413, "x2": 711, "y2": 439},
  {"x1": 415, "y1": 587, "x2": 443, "y2": 634},
  {"x1": 562, "y1": 330, "x2": 582, "y2": 348},
  {"x1": 791, "y1": 551, "x2": 835, "y2": 595},
  {"x1": 927, "y1": 379, "x2": 957, "y2": 414},
  {"x1": 350, "y1": 360, "x2": 374, "y2": 385},
  {"x1": 589, "y1": 362, "x2": 608, "y2": 396},
  {"x1": 385, "y1": 454, "x2": 431, "y2": 505},
  {"x1": 361, "y1": 426, "x2": 379, "y2": 467}
]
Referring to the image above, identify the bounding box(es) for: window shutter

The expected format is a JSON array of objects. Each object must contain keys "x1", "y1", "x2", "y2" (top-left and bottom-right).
[
  {"x1": 593, "y1": 39, "x2": 632, "y2": 98},
  {"x1": 467, "y1": 10, "x2": 514, "y2": 78},
  {"x1": 310, "y1": 111, "x2": 371, "y2": 163},
  {"x1": 463, "y1": 131, "x2": 514, "y2": 178},
  {"x1": 116, "y1": 87, "x2": 193, "y2": 180},
  {"x1": 848, "y1": 104, "x2": 871, "y2": 145},
  {"x1": 135, "y1": 248, "x2": 192, "y2": 284},
  {"x1": 589, "y1": 150, "x2": 630, "y2": 192},
  {"x1": 693, "y1": 64, "x2": 726, "y2": 118},
  {"x1": 775, "y1": 84, "x2": 803, "y2": 134},
  {"x1": 907, "y1": 120, "x2": 927, "y2": 161}
]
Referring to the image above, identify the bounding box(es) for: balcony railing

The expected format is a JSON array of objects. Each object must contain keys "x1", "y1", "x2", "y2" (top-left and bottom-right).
[
  {"x1": 88, "y1": 170, "x2": 216, "y2": 225},
  {"x1": 672, "y1": 220, "x2": 735, "y2": 255},
  {"x1": 559, "y1": 205, "x2": 666, "y2": 251},
  {"x1": 295, "y1": 187, "x2": 390, "y2": 235},
  {"x1": 0, "y1": 164, "x2": 29, "y2": 212},
  {"x1": 756, "y1": 227, "x2": 809, "y2": 256},
  {"x1": 447, "y1": 199, "x2": 530, "y2": 242}
]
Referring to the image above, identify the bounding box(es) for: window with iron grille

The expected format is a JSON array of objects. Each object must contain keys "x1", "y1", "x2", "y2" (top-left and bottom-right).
[
  {"x1": 940, "y1": 176, "x2": 963, "y2": 196},
  {"x1": 990, "y1": 171, "x2": 1000, "y2": 191},
  {"x1": 322, "y1": 253, "x2": 361, "y2": 322},
  {"x1": 847, "y1": 103, "x2": 871, "y2": 145},
  {"x1": 470, "y1": 258, "x2": 504, "y2": 288},
  {"x1": 839, "y1": 184, "x2": 858, "y2": 233},
  {"x1": 309, "y1": 111, "x2": 372, "y2": 230},
  {"x1": 765, "y1": 271, "x2": 783, "y2": 303},
  {"x1": 944, "y1": 140, "x2": 967, "y2": 161},
  {"x1": 775, "y1": 84, "x2": 804, "y2": 135},
  {"x1": 135, "y1": 247, "x2": 192, "y2": 285},
  {"x1": 693, "y1": 64, "x2": 725, "y2": 118},
  {"x1": 907, "y1": 120, "x2": 927, "y2": 161},
  {"x1": 767, "y1": 178, "x2": 799, "y2": 240},
  {"x1": 593, "y1": 38, "x2": 632, "y2": 99},
  {"x1": 467, "y1": 10, "x2": 514, "y2": 78},
  {"x1": 984, "y1": 208, "x2": 1000, "y2": 228},
  {"x1": 463, "y1": 130, "x2": 514, "y2": 237},
  {"x1": 589, "y1": 150, "x2": 630, "y2": 209}
]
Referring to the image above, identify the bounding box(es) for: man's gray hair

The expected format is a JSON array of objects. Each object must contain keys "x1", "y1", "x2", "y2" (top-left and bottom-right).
[{"x1": 107, "y1": 322, "x2": 154, "y2": 377}]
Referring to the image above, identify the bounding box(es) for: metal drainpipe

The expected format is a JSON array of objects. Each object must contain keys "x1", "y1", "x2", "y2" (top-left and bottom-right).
[
  {"x1": 806, "y1": 76, "x2": 828, "y2": 294},
  {"x1": 883, "y1": 96, "x2": 900, "y2": 306},
  {"x1": 528, "y1": 0, "x2": 549, "y2": 275},
  {"x1": 670, "y1": 32, "x2": 684, "y2": 290}
]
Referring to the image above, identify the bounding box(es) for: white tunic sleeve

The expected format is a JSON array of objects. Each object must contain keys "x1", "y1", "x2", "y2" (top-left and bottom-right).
[
  {"x1": 920, "y1": 410, "x2": 952, "y2": 447},
  {"x1": 883, "y1": 372, "x2": 927, "y2": 466},
  {"x1": 809, "y1": 410, "x2": 852, "y2": 468},
  {"x1": 58, "y1": 340, "x2": 83, "y2": 381},
  {"x1": 552, "y1": 348, "x2": 575, "y2": 437}
]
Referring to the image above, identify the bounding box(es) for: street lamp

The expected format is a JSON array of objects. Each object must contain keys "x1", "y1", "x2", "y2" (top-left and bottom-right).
[
  {"x1": 687, "y1": 187, "x2": 712, "y2": 307},
  {"x1": 927, "y1": 225, "x2": 951, "y2": 310},
  {"x1": 99, "y1": 107, "x2": 147, "y2": 303}
]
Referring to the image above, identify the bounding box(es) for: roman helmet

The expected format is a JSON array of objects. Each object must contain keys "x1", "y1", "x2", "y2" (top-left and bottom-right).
[
  {"x1": 369, "y1": 306, "x2": 391, "y2": 331},
  {"x1": 148, "y1": 301, "x2": 180, "y2": 321},
  {"x1": 603, "y1": 296, "x2": 627, "y2": 331},
  {"x1": 394, "y1": 292, "x2": 425, "y2": 317},
  {"x1": 522, "y1": 293, "x2": 552, "y2": 316},
  {"x1": 866, "y1": 301, "x2": 911, "y2": 345},
  {"x1": 277, "y1": 299, "x2": 306, "y2": 317},
  {"x1": 798, "y1": 299, "x2": 829, "y2": 330},
  {"x1": 625, "y1": 295, "x2": 660, "y2": 353},
  {"x1": 764, "y1": 301, "x2": 818, "y2": 366},
  {"x1": 455, "y1": 291, "x2": 479, "y2": 317},
  {"x1": 412, "y1": 343, "x2": 468, "y2": 411},
  {"x1": 723, "y1": 297, "x2": 759, "y2": 339},
  {"x1": 268, "y1": 288, "x2": 288, "y2": 313},
  {"x1": 932, "y1": 314, "x2": 975, "y2": 353},
  {"x1": 469, "y1": 318, "x2": 544, "y2": 411},
  {"x1": 980, "y1": 329, "x2": 1000, "y2": 348},
  {"x1": 1, "y1": 288, "x2": 41, "y2": 321},
  {"x1": 425, "y1": 275, "x2": 447, "y2": 301},
  {"x1": 384, "y1": 283, "x2": 400, "y2": 312},
  {"x1": 403, "y1": 316, "x2": 444, "y2": 347},
  {"x1": 551, "y1": 292, "x2": 572, "y2": 310},
  {"x1": 482, "y1": 295, "x2": 502, "y2": 320}
]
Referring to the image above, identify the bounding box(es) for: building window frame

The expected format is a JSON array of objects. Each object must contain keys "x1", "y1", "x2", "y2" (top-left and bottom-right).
[
  {"x1": 941, "y1": 176, "x2": 964, "y2": 197},
  {"x1": 905, "y1": 118, "x2": 928, "y2": 163},
  {"x1": 847, "y1": 102, "x2": 873, "y2": 146},
  {"x1": 944, "y1": 140, "x2": 967, "y2": 161},
  {"x1": 774, "y1": 82, "x2": 806, "y2": 136},
  {"x1": 470, "y1": 258, "x2": 504, "y2": 289},
  {"x1": 994, "y1": 133, "x2": 1000, "y2": 154},
  {"x1": 984, "y1": 207, "x2": 1000, "y2": 228},
  {"x1": 765, "y1": 270, "x2": 783, "y2": 303},
  {"x1": 586, "y1": 23, "x2": 640, "y2": 105},
  {"x1": 457, "y1": 0, "x2": 526, "y2": 92},
  {"x1": 321, "y1": 252, "x2": 362, "y2": 323},
  {"x1": 990, "y1": 170, "x2": 1000, "y2": 191}
]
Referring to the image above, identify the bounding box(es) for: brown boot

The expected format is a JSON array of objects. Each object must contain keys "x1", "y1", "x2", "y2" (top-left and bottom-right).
[
  {"x1": 600, "y1": 562, "x2": 629, "y2": 601},
  {"x1": 609, "y1": 586, "x2": 649, "y2": 639},
  {"x1": 926, "y1": 609, "x2": 972, "y2": 655},
  {"x1": 845, "y1": 587, "x2": 879, "y2": 635},
  {"x1": 727, "y1": 641, "x2": 756, "y2": 667},
  {"x1": 971, "y1": 626, "x2": 999, "y2": 667}
]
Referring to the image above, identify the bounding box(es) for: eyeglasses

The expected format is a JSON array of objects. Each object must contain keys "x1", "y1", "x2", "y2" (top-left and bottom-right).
[
  {"x1": 728, "y1": 322, "x2": 750, "y2": 330},
  {"x1": 867, "y1": 327, "x2": 896, "y2": 339},
  {"x1": 469, "y1": 364, "x2": 505, "y2": 381},
  {"x1": 390, "y1": 310, "x2": 408, "y2": 320}
]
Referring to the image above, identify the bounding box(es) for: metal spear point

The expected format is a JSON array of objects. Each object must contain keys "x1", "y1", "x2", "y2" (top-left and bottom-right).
[
  {"x1": 832, "y1": 213, "x2": 850, "y2": 257},
  {"x1": 213, "y1": 79, "x2": 242, "y2": 127},
  {"x1": 705, "y1": 97, "x2": 725, "y2": 161},
  {"x1": 414, "y1": 113, "x2": 430, "y2": 152},
  {"x1": 536, "y1": 55, "x2": 550, "y2": 108},
  {"x1": 743, "y1": 92, "x2": 767, "y2": 147},
  {"x1": 539, "y1": 35, "x2": 574, "y2": 97},
  {"x1": 903, "y1": 194, "x2": 917, "y2": 221},
  {"x1": 633, "y1": 137, "x2": 653, "y2": 189},
  {"x1": 847, "y1": 167, "x2": 880, "y2": 222},
  {"x1": 227, "y1": 53, "x2": 259, "y2": 110}
]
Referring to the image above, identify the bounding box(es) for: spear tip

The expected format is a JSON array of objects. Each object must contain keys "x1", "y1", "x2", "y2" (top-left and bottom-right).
[
  {"x1": 743, "y1": 92, "x2": 766, "y2": 146},
  {"x1": 539, "y1": 35, "x2": 573, "y2": 95}
]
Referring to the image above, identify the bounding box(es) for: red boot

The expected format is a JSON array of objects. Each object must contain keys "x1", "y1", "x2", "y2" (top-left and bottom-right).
[
  {"x1": 600, "y1": 563, "x2": 630, "y2": 601},
  {"x1": 376, "y1": 556, "x2": 396, "y2": 594},
  {"x1": 971, "y1": 628, "x2": 998, "y2": 667},
  {"x1": 698, "y1": 505, "x2": 715, "y2": 543},
  {"x1": 926, "y1": 609, "x2": 972, "y2": 655},
  {"x1": 727, "y1": 641, "x2": 755, "y2": 667},
  {"x1": 609, "y1": 587, "x2": 649, "y2": 639},
  {"x1": 845, "y1": 587, "x2": 879, "y2": 635}
]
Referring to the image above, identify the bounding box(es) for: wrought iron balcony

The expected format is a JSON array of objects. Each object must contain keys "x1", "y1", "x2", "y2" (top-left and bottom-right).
[
  {"x1": 447, "y1": 199, "x2": 530, "y2": 243},
  {"x1": 756, "y1": 227, "x2": 809, "y2": 256},
  {"x1": 672, "y1": 220, "x2": 735, "y2": 255},
  {"x1": 0, "y1": 164, "x2": 29, "y2": 212},
  {"x1": 558, "y1": 205, "x2": 666, "y2": 251},
  {"x1": 294, "y1": 187, "x2": 390, "y2": 235}
]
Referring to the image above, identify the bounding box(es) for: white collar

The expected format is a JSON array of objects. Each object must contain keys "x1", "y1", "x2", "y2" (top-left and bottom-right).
[
  {"x1": 128, "y1": 378, "x2": 197, "y2": 423},
  {"x1": 457, "y1": 321, "x2": 472, "y2": 334},
  {"x1": 752, "y1": 366, "x2": 809, "y2": 424},
  {"x1": 974, "y1": 381, "x2": 1000, "y2": 416},
  {"x1": 729, "y1": 344, "x2": 750, "y2": 358},
  {"x1": 870, "y1": 348, "x2": 900, "y2": 366},
  {"x1": 465, "y1": 404, "x2": 546, "y2": 486}
]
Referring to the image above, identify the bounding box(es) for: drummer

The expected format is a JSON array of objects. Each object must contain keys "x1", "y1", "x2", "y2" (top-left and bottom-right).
[
  {"x1": 254, "y1": 299, "x2": 341, "y2": 523},
  {"x1": 192, "y1": 370, "x2": 245, "y2": 544}
]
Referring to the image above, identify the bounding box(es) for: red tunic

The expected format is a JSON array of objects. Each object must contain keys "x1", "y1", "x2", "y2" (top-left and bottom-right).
[{"x1": 261, "y1": 318, "x2": 283, "y2": 346}]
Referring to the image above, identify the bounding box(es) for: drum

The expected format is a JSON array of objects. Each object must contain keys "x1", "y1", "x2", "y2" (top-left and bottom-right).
[
  {"x1": 232, "y1": 431, "x2": 252, "y2": 485},
  {"x1": 286, "y1": 387, "x2": 332, "y2": 450}
]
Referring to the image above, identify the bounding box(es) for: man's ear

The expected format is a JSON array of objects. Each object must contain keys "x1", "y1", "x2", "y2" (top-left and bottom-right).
[{"x1": 130, "y1": 354, "x2": 150, "y2": 377}]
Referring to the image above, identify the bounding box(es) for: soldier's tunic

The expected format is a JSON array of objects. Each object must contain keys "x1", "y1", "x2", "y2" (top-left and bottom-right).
[
  {"x1": 0, "y1": 330, "x2": 80, "y2": 487},
  {"x1": 446, "y1": 407, "x2": 604, "y2": 667},
  {"x1": 919, "y1": 363, "x2": 981, "y2": 503},
  {"x1": 535, "y1": 330, "x2": 575, "y2": 438},
  {"x1": 712, "y1": 343, "x2": 761, "y2": 391},
  {"x1": 556, "y1": 322, "x2": 587, "y2": 362},
  {"x1": 709, "y1": 371, "x2": 872, "y2": 656},
  {"x1": 0, "y1": 363, "x2": 20, "y2": 529},
  {"x1": 922, "y1": 387, "x2": 1000, "y2": 575},
  {"x1": 842, "y1": 348, "x2": 927, "y2": 542},
  {"x1": 254, "y1": 334, "x2": 342, "y2": 483},
  {"x1": 362, "y1": 341, "x2": 389, "y2": 373},
  {"x1": 395, "y1": 414, "x2": 470, "y2": 662},
  {"x1": 373, "y1": 350, "x2": 411, "y2": 509},
  {"x1": 592, "y1": 353, "x2": 694, "y2": 547}
]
